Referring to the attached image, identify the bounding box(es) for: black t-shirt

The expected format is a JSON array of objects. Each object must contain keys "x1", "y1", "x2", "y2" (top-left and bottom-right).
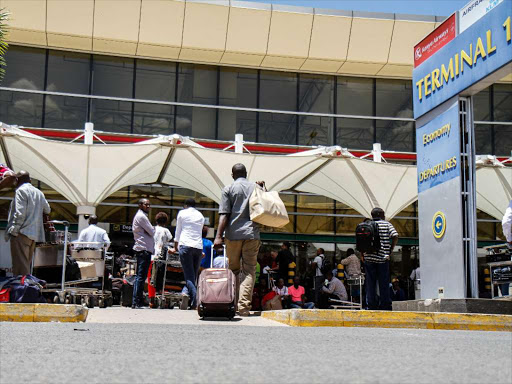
[{"x1": 277, "y1": 249, "x2": 294, "y2": 278}]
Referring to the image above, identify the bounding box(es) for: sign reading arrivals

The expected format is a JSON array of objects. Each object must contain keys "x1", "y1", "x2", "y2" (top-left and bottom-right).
[
  {"x1": 459, "y1": 0, "x2": 504, "y2": 33},
  {"x1": 413, "y1": 0, "x2": 512, "y2": 118}
]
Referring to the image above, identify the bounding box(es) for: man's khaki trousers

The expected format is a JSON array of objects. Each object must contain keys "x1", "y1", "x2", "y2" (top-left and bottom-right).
[
  {"x1": 10, "y1": 234, "x2": 35, "y2": 275},
  {"x1": 225, "y1": 239, "x2": 260, "y2": 314}
]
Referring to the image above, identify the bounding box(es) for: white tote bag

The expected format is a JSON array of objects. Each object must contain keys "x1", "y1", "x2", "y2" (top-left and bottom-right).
[{"x1": 249, "y1": 185, "x2": 290, "y2": 228}]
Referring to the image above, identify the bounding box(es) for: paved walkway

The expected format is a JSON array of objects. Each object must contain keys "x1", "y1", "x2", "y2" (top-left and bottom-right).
[{"x1": 87, "y1": 307, "x2": 286, "y2": 327}]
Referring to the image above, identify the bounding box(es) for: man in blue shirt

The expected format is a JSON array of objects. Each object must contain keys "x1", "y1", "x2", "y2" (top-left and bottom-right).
[{"x1": 200, "y1": 226, "x2": 215, "y2": 269}]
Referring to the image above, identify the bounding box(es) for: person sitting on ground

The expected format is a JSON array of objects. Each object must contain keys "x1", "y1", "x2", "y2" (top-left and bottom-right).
[
  {"x1": 0, "y1": 163, "x2": 16, "y2": 190},
  {"x1": 288, "y1": 276, "x2": 315, "y2": 309},
  {"x1": 148, "y1": 212, "x2": 173, "y2": 308},
  {"x1": 252, "y1": 278, "x2": 269, "y2": 311},
  {"x1": 77, "y1": 215, "x2": 111, "y2": 250},
  {"x1": 322, "y1": 270, "x2": 348, "y2": 306},
  {"x1": 390, "y1": 278, "x2": 406, "y2": 302},
  {"x1": 273, "y1": 278, "x2": 290, "y2": 309},
  {"x1": 340, "y1": 248, "x2": 361, "y2": 277}
]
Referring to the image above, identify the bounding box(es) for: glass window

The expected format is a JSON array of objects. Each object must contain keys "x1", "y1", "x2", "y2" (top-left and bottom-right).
[
  {"x1": 90, "y1": 56, "x2": 134, "y2": 133},
  {"x1": 295, "y1": 194, "x2": 334, "y2": 235},
  {"x1": 259, "y1": 71, "x2": 297, "y2": 144},
  {"x1": 2, "y1": 46, "x2": 46, "y2": 90},
  {"x1": 336, "y1": 118, "x2": 374, "y2": 150},
  {"x1": 0, "y1": 46, "x2": 46, "y2": 127},
  {"x1": 473, "y1": 87, "x2": 490, "y2": 121},
  {"x1": 44, "y1": 51, "x2": 90, "y2": 130},
  {"x1": 176, "y1": 63, "x2": 217, "y2": 139},
  {"x1": 298, "y1": 74, "x2": 334, "y2": 146},
  {"x1": 337, "y1": 77, "x2": 373, "y2": 116},
  {"x1": 133, "y1": 60, "x2": 176, "y2": 135},
  {"x1": 495, "y1": 125, "x2": 512, "y2": 156},
  {"x1": 493, "y1": 84, "x2": 512, "y2": 122},
  {"x1": 474, "y1": 124, "x2": 492, "y2": 154},
  {"x1": 376, "y1": 79, "x2": 413, "y2": 118},
  {"x1": 218, "y1": 68, "x2": 257, "y2": 141},
  {"x1": 376, "y1": 120, "x2": 415, "y2": 152}
]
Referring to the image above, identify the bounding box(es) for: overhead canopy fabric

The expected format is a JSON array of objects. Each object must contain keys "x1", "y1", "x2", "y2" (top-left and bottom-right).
[
  {"x1": 292, "y1": 156, "x2": 418, "y2": 220},
  {"x1": 1, "y1": 123, "x2": 509, "y2": 222},
  {"x1": 476, "y1": 163, "x2": 512, "y2": 221}
]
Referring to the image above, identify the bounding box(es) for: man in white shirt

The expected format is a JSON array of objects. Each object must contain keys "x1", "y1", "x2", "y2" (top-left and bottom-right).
[
  {"x1": 77, "y1": 215, "x2": 110, "y2": 249},
  {"x1": 312, "y1": 248, "x2": 326, "y2": 306},
  {"x1": 174, "y1": 198, "x2": 205, "y2": 309}
]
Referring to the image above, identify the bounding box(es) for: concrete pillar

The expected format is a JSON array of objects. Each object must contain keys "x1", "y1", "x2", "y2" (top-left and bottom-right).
[{"x1": 77, "y1": 205, "x2": 96, "y2": 234}]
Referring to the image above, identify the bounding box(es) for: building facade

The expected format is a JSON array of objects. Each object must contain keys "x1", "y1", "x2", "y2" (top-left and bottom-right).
[{"x1": 0, "y1": 0, "x2": 511, "y2": 279}]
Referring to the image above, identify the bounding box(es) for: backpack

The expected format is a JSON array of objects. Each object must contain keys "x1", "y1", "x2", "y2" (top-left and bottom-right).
[
  {"x1": 355, "y1": 221, "x2": 381, "y2": 253},
  {"x1": 319, "y1": 255, "x2": 332, "y2": 276}
]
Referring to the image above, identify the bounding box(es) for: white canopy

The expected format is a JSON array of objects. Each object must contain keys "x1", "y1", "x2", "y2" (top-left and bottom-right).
[
  {"x1": 475, "y1": 156, "x2": 512, "y2": 220},
  {"x1": 1, "y1": 123, "x2": 509, "y2": 222}
]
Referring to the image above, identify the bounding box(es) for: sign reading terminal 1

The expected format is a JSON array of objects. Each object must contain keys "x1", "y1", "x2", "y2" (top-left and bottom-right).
[{"x1": 413, "y1": 0, "x2": 512, "y2": 119}]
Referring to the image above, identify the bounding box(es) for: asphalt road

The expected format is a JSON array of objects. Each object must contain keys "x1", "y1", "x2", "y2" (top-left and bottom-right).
[{"x1": 1, "y1": 315, "x2": 511, "y2": 384}]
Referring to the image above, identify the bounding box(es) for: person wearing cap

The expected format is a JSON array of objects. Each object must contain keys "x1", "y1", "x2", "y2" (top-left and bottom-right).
[
  {"x1": 77, "y1": 215, "x2": 111, "y2": 249},
  {"x1": 390, "y1": 278, "x2": 405, "y2": 301}
]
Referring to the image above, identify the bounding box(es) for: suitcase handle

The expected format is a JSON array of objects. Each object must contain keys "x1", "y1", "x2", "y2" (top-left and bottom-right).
[{"x1": 210, "y1": 244, "x2": 227, "y2": 268}]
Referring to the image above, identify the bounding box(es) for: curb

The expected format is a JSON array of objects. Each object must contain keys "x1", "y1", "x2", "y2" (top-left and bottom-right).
[
  {"x1": 0, "y1": 304, "x2": 88, "y2": 323},
  {"x1": 261, "y1": 309, "x2": 512, "y2": 332}
]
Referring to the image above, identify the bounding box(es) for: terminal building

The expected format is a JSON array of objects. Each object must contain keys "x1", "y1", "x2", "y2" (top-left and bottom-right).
[{"x1": 0, "y1": 0, "x2": 510, "y2": 286}]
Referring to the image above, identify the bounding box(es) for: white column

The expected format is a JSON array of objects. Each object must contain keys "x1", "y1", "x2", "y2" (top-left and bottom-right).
[
  {"x1": 84, "y1": 122, "x2": 94, "y2": 145},
  {"x1": 77, "y1": 205, "x2": 96, "y2": 234},
  {"x1": 234, "y1": 134, "x2": 244, "y2": 154},
  {"x1": 372, "y1": 143, "x2": 382, "y2": 163}
]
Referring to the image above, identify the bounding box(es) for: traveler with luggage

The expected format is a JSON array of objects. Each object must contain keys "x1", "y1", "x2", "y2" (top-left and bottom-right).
[
  {"x1": 5, "y1": 171, "x2": 51, "y2": 275},
  {"x1": 174, "y1": 198, "x2": 205, "y2": 310},
  {"x1": 132, "y1": 198, "x2": 155, "y2": 309},
  {"x1": 77, "y1": 215, "x2": 111, "y2": 249},
  {"x1": 148, "y1": 212, "x2": 173, "y2": 308},
  {"x1": 312, "y1": 247, "x2": 328, "y2": 306},
  {"x1": 356, "y1": 207, "x2": 398, "y2": 310},
  {"x1": 214, "y1": 163, "x2": 263, "y2": 317}
]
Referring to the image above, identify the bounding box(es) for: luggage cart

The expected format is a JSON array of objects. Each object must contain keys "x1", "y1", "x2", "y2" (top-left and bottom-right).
[
  {"x1": 154, "y1": 251, "x2": 187, "y2": 309},
  {"x1": 42, "y1": 222, "x2": 113, "y2": 308}
]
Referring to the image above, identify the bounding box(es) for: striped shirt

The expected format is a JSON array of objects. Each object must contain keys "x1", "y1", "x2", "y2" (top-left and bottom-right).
[{"x1": 365, "y1": 220, "x2": 398, "y2": 263}]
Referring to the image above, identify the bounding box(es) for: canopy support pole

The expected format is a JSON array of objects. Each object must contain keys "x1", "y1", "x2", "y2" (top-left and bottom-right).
[
  {"x1": 77, "y1": 205, "x2": 96, "y2": 234},
  {"x1": 372, "y1": 143, "x2": 382, "y2": 163},
  {"x1": 0, "y1": 137, "x2": 12, "y2": 169}
]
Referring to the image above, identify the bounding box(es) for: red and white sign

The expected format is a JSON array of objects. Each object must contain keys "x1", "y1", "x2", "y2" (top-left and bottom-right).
[{"x1": 414, "y1": 13, "x2": 457, "y2": 68}]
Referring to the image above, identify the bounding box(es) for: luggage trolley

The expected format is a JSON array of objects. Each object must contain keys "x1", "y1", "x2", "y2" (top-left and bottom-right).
[
  {"x1": 154, "y1": 251, "x2": 187, "y2": 309},
  {"x1": 42, "y1": 222, "x2": 113, "y2": 308}
]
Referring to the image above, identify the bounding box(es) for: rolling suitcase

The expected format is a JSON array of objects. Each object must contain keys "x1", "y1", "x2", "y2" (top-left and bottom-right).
[{"x1": 197, "y1": 246, "x2": 236, "y2": 319}]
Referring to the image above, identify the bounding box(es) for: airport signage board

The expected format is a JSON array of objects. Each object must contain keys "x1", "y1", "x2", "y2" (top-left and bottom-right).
[
  {"x1": 459, "y1": 0, "x2": 504, "y2": 33},
  {"x1": 414, "y1": 14, "x2": 457, "y2": 68},
  {"x1": 413, "y1": 0, "x2": 512, "y2": 118},
  {"x1": 416, "y1": 101, "x2": 460, "y2": 194}
]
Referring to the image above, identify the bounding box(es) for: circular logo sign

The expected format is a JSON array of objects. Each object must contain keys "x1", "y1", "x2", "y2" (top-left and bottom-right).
[{"x1": 432, "y1": 211, "x2": 446, "y2": 239}]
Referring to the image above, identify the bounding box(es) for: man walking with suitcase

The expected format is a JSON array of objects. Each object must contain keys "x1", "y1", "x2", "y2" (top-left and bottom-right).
[{"x1": 214, "y1": 163, "x2": 262, "y2": 316}]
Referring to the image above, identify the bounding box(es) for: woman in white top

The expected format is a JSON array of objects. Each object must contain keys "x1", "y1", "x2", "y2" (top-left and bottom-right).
[{"x1": 148, "y1": 212, "x2": 173, "y2": 308}]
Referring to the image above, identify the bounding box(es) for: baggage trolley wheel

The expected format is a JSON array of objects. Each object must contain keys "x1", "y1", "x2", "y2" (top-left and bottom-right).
[
  {"x1": 73, "y1": 295, "x2": 81, "y2": 305},
  {"x1": 53, "y1": 295, "x2": 60, "y2": 304},
  {"x1": 168, "y1": 300, "x2": 174, "y2": 309},
  {"x1": 86, "y1": 295, "x2": 95, "y2": 308},
  {"x1": 65, "y1": 294, "x2": 72, "y2": 305},
  {"x1": 98, "y1": 297, "x2": 105, "y2": 308},
  {"x1": 106, "y1": 297, "x2": 113, "y2": 307}
]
